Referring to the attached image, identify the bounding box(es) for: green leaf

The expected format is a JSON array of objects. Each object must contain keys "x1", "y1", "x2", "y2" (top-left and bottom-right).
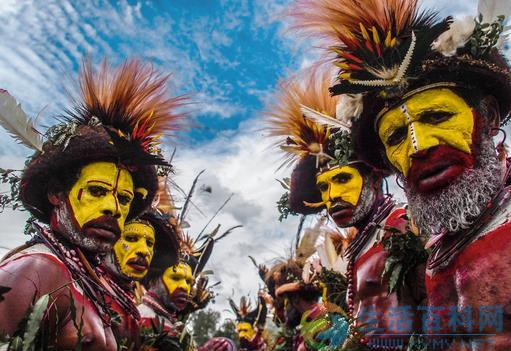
[
  {"x1": 9, "y1": 336, "x2": 23, "y2": 351},
  {"x1": 22, "y1": 294, "x2": 49, "y2": 351},
  {"x1": 388, "y1": 263, "x2": 403, "y2": 295},
  {"x1": 382, "y1": 256, "x2": 399, "y2": 279}
]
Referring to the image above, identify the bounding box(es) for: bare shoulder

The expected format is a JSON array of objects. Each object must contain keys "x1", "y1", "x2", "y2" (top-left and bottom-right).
[{"x1": 0, "y1": 243, "x2": 72, "y2": 296}]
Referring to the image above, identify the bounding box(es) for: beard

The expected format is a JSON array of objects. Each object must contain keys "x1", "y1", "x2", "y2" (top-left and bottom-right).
[
  {"x1": 332, "y1": 176, "x2": 379, "y2": 228},
  {"x1": 350, "y1": 177, "x2": 378, "y2": 227},
  {"x1": 103, "y1": 252, "x2": 125, "y2": 280},
  {"x1": 52, "y1": 200, "x2": 120, "y2": 253},
  {"x1": 150, "y1": 279, "x2": 189, "y2": 312},
  {"x1": 404, "y1": 137, "x2": 503, "y2": 235}
]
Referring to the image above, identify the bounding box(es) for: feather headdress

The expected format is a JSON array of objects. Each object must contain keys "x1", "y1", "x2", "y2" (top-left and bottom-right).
[
  {"x1": 289, "y1": 0, "x2": 449, "y2": 95},
  {"x1": 19, "y1": 58, "x2": 189, "y2": 222},
  {"x1": 266, "y1": 68, "x2": 338, "y2": 168},
  {"x1": 229, "y1": 295, "x2": 268, "y2": 327},
  {"x1": 64, "y1": 59, "x2": 188, "y2": 163}
]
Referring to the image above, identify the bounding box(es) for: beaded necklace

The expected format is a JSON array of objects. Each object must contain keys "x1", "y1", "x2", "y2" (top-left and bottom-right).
[
  {"x1": 97, "y1": 266, "x2": 141, "y2": 321},
  {"x1": 344, "y1": 197, "x2": 398, "y2": 350},
  {"x1": 36, "y1": 224, "x2": 113, "y2": 324}
]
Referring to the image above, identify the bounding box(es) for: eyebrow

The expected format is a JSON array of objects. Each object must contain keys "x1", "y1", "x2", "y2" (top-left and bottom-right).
[
  {"x1": 121, "y1": 189, "x2": 134, "y2": 196},
  {"x1": 411, "y1": 102, "x2": 454, "y2": 115},
  {"x1": 87, "y1": 180, "x2": 113, "y2": 187},
  {"x1": 332, "y1": 172, "x2": 351, "y2": 180}
]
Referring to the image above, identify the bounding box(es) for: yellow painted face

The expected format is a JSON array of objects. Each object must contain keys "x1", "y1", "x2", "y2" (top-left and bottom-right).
[
  {"x1": 316, "y1": 165, "x2": 364, "y2": 208},
  {"x1": 236, "y1": 322, "x2": 256, "y2": 341},
  {"x1": 162, "y1": 262, "x2": 194, "y2": 295},
  {"x1": 67, "y1": 162, "x2": 134, "y2": 230},
  {"x1": 377, "y1": 88, "x2": 474, "y2": 176},
  {"x1": 113, "y1": 222, "x2": 155, "y2": 279}
]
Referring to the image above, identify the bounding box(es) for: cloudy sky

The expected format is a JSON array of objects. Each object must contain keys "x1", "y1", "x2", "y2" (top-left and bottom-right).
[{"x1": 0, "y1": 0, "x2": 491, "y2": 321}]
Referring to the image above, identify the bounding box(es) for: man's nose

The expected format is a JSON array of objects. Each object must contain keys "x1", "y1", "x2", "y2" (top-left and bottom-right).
[
  {"x1": 137, "y1": 250, "x2": 149, "y2": 258},
  {"x1": 102, "y1": 194, "x2": 121, "y2": 218}
]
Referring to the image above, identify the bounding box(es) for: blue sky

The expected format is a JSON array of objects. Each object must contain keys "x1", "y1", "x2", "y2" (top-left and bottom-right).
[
  {"x1": 0, "y1": 0, "x2": 306, "y2": 145},
  {"x1": 0, "y1": 0, "x2": 497, "y2": 321}
]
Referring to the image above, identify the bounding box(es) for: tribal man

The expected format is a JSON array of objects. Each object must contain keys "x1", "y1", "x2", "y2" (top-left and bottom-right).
[
  {"x1": 290, "y1": 0, "x2": 511, "y2": 349},
  {"x1": 267, "y1": 68, "x2": 426, "y2": 349},
  {"x1": 229, "y1": 295, "x2": 268, "y2": 351},
  {"x1": 101, "y1": 210, "x2": 179, "y2": 348},
  {"x1": 0, "y1": 59, "x2": 185, "y2": 350}
]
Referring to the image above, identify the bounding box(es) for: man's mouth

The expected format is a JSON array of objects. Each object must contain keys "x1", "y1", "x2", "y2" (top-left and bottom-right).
[
  {"x1": 415, "y1": 162, "x2": 464, "y2": 192},
  {"x1": 329, "y1": 203, "x2": 354, "y2": 224},
  {"x1": 127, "y1": 257, "x2": 149, "y2": 272},
  {"x1": 170, "y1": 290, "x2": 189, "y2": 309},
  {"x1": 83, "y1": 218, "x2": 121, "y2": 243},
  {"x1": 408, "y1": 146, "x2": 473, "y2": 194}
]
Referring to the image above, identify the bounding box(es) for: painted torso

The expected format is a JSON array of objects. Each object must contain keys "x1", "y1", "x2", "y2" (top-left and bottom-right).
[
  {"x1": 138, "y1": 292, "x2": 188, "y2": 350},
  {"x1": 0, "y1": 243, "x2": 117, "y2": 351},
  {"x1": 426, "y1": 191, "x2": 511, "y2": 350},
  {"x1": 98, "y1": 272, "x2": 140, "y2": 349},
  {"x1": 351, "y1": 207, "x2": 424, "y2": 349}
]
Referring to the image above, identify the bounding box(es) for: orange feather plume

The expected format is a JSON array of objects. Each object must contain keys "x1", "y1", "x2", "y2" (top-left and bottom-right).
[
  {"x1": 289, "y1": 0, "x2": 418, "y2": 43},
  {"x1": 73, "y1": 58, "x2": 188, "y2": 153},
  {"x1": 265, "y1": 67, "x2": 338, "y2": 168}
]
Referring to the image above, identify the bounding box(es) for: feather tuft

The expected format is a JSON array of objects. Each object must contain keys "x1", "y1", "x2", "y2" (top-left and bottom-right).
[
  {"x1": 0, "y1": 90, "x2": 43, "y2": 151},
  {"x1": 265, "y1": 68, "x2": 337, "y2": 168},
  {"x1": 68, "y1": 59, "x2": 188, "y2": 153}
]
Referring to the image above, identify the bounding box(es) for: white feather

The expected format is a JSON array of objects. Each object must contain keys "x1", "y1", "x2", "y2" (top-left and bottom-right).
[
  {"x1": 336, "y1": 94, "x2": 363, "y2": 123},
  {"x1": 0, "y1": 90, "x2": 43, "y2": 151},
  {"x1": 478, "y1": 0, "x2": 511, "y2": 23},
  {"x1": 300, "y1": 104, "x2": 351, "y2": 131},
  {"x1": 432, "y1": 16, "x2": 476, "y2": 56},
  {"x1": 316, "y1": 242, "x2": 333, "y2": 270}
]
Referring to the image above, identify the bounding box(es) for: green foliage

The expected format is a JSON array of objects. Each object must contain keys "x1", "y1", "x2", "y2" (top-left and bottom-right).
[
  {"x1": 319, "y1": 269, "x2": 348, "y2": 310},
  {"x1": 276, "y1": 178, "x2": 297, "y2": 221},
  {"x1": 69, "y1": 289, "x2": 85, "y2": 351},
  {"x1": 190, "y1": 308, "x2": 221, "y2": 346},
  {"x1": 382, "y1": 230, "x2": 428, "y2": 300},
  {"x1": 214, "y1": 319, "x2": 238, "y2": 345},
  {"x1": 139, "y1": 317, "x2": 182, "y2": 351},
  {"x1": 22, "y1": 294, "x2": 49, "y2": 351},
  {"x1": 272, "y1": 326, "x2": 295, "y2": 351},
  {"x1": 327, "y1": 131, "x2": 353, "y2": 167},
  {"x1": 276, "y1": 191, "x2": 297, "y2": 221},
  {"x1": 23, "y1": 217, "x2": 38, "y2": 237},
  {"x1": 0, "y1": 168, "x2": 23, "y2": 213},
  {"x1": 468, "y1": 15, "x2": 505, "y2": 58}
]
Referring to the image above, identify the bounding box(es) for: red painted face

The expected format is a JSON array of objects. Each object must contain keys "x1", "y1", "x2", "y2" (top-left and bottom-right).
[{"x1": 407, "y1": 145, "x2": 475, "y2": 193}]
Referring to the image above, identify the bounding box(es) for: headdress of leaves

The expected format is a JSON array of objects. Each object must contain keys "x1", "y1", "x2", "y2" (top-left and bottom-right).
[
  {"x1": 289, "y1": 0, "x2": 450, "y2": 96},
  {"x1": 326, "y1": 130, "x2": 354, "y2": 168},
  {"x1": 62, "y1": 59, "x2": 188, "y2": 164},
  {"x1": 265, "y1": 68, "x2": 338, "y2": 168}
]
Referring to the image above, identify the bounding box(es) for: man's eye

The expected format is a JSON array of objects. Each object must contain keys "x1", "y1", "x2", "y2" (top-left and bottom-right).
[
  {"x1": 386, "y1": 126, "x2": 408, "y2": 146},
  {"x1": 317, "y1": 183, "x2": 328, "y2": 192},
  {"x1": 125, "y1": 235, "x2": 138, "y2": 242},
  {"x1": 146, "y1": 240, "x2": 154, "y2": 248},
  {"x1": 88, "y1": 185, "x2": 107, "y2": 197},
  {"x1": 419, "y1": 111, "x2": 455, "y2": 125},
  {"x1": 333, "y1": 173, "x2": 352, "y2": 184},
  {"x1": 117, "y1": 194, "x2": 132, "y2": 206}
]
